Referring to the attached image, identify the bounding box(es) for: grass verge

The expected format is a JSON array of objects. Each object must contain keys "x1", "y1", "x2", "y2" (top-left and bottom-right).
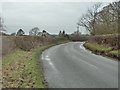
[
  {"x1": 109, "y1": 50, "x2": 120, "y2": 54},
  {"x1": 84, "y1": 42, "x2": 119, "y2": 60},
  {"x1": 84, "y1": 42, "x2": 112, "y2": 52},
  {"x1": 3, "y1": 40, "x2": 69, "y2": 88}
]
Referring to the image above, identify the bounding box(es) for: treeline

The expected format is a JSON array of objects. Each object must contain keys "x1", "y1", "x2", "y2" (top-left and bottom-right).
[
  {"x1": 78, "y1": 1, "x2": 120, "y2": 35},
  {"x1": 10, "y1": 27, "x2": 50, "y2": 37}
]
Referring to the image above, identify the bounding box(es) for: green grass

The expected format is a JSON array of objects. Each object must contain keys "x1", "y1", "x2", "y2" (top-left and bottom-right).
[
  {"x1": 84, "y1": 42, "x2": 120, "y2": 59},
  {"x1": 84, "y1": 42, "x2": 112, "y2": 51},
  {"x1": 3, "y1": 40, "x2": 69, "y2": 88},
  {"x1": 109, "y1": 50, "x2": 120, "y2": 54},
  {"x1": 2, "y1": 51, "x2": 26, "y2": 65}
]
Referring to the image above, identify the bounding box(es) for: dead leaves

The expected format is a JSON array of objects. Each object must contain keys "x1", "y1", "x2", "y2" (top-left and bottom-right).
[
  {"x1": 3, "y1": 49, "x2": 47, "y2": 88},
  {"x1": 2, "y1": 52, "x2": 36, "y2": 88}
]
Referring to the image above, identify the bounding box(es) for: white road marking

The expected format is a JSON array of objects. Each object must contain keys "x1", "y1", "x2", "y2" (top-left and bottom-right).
[
  {"x1": 48, "y1": 61, "x2": 58, "y2": 72},
  {"x1": 42, "y1": 54, "x2": 58, "y2": 72},
  {"x1": 80, "y1": 59, "x2": 98, "y2": 69},
  {"x1": 49, "y1": 62, "x2": 53, "y2": 66},
  {"x1": 46, "y1": 56, "x2": 49, "y2": 58},
  {"x1": 46, "y1": 57, "x2": 51, "y2": 61}
]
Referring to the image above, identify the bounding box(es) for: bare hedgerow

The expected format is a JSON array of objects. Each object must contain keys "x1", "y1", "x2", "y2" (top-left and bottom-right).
[{"x1": 14, "y1": 36, "x2": 68, "y2": 51}]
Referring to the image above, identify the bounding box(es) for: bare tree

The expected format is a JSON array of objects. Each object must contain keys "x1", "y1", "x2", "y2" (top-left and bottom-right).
[
  {"x1": 29, "y1": 27, "x2": 40, "y2": 36},
  {"x1": 78, "y1": 3, "x2": 102, "y2": 35},
  {"x1": 111, "y1": 1, "x2": 120, "y2": 33},
  {"x1": 59, "y1": 30, "x2": 62, "y2": 36},
  {"x1": 78, "y1": 14, "x2": 91, "y2": 32},
  {"x1": 94, "y1": 1, "x2": 119, "y2": 34},
  {"x1": 0, "y1": 17, "x2": 6, "y2": 33},
  {"x1": 62, "y1": 30, "x2": 65, "y2": 36},
  {"x1": 78, "y1": 1, "x2": 120, "y2": 35}
]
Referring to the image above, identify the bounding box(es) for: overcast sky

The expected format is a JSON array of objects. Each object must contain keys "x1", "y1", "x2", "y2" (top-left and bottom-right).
[{"x1": 1, "y1": 2, "x2": 113, "y2": 35}]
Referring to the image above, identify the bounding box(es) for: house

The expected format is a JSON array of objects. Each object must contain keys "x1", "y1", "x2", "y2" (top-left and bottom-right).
[{"x1": 37, "y1": 30, "x2": 50, "y2": 37}]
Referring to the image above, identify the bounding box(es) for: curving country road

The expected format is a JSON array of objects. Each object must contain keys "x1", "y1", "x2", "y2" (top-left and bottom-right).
[{"x1": 41, "y1": 42, "x2": 118, "y2": 88}]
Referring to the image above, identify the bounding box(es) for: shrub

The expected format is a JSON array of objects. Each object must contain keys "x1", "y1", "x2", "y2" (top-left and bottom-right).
[{"x1": 89, "y1": 34, "x2": 119, "y2": 50}]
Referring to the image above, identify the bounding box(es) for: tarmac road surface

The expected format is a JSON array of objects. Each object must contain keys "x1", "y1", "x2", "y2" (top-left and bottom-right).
[{"x1": 41, "y1": 42, "x2": 118, "y2": 88}]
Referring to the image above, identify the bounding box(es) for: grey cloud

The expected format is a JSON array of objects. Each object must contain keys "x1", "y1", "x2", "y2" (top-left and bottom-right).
[{"x1": 1, "y1": 2, "x2": 110, "y2": 34}]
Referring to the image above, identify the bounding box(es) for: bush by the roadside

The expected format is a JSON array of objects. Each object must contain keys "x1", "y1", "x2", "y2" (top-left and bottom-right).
[
  {"x1": 2, "y1": 36, "x2": 16, "y2": 56},
  {"x1": 70, "y1": 35, "x2": 89, "y2": 41},
  {"x1": 14, "y1": 36, "x2": 68, "y2": 51},
  {"x1": 88, "y1": 34, "x2": 119, "y2": 50},
  {"x1": 2, "y1": 36, "x2": 68, "y2": 57}
]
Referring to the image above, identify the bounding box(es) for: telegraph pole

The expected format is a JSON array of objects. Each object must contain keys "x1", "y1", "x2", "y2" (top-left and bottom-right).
[{"x1": 77, "y1": 22, "x2": 80, "y2": 31}]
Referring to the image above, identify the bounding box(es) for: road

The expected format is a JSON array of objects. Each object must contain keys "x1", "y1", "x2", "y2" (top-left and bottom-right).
[{"x1": 41, "y1": 42, "x2": 118, "y2": 88}]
